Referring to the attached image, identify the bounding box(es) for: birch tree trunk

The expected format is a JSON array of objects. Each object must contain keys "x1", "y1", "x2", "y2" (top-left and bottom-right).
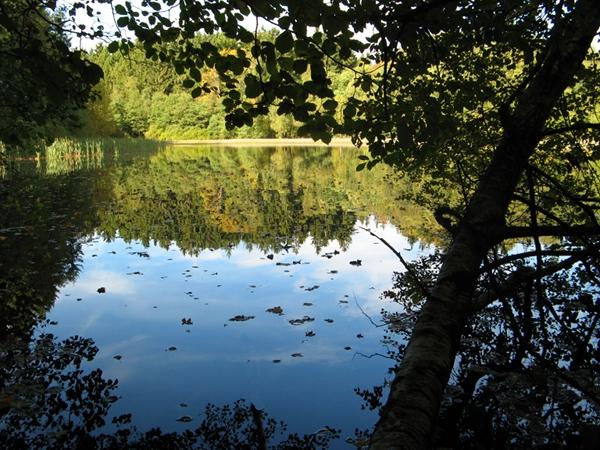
[{"x1": 370, "y1": 1, "x2": 600, "y2": 448}]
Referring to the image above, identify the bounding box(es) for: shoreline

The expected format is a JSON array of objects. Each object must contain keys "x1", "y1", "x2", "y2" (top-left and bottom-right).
[{"x1": 164, "y1": 137, "x2": 356, "y2": 147}]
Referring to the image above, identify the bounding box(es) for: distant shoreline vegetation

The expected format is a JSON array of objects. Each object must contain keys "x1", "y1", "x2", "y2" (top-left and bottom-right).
[{"x1": 165, "y1": 137, "x2": 356, "y2": 147}]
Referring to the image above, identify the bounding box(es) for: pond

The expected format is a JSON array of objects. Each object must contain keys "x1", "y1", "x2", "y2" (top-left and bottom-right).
[{"x1": 0, "y1": 142, "x2": 437, "y2": 448}]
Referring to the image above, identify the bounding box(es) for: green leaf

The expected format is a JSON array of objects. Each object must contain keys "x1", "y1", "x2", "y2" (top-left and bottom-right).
[
  {"x1": 107, "y1": 41, "x2": 119, "y2": 53},
  {"x1": 323, "y1": 99, "x2": 338, "y2": 110},
  {"x1": 114, "y1": 4, "x2": 127, "y2": 15},
  {"x1": 244, "y1": 75, "x2": 261, "y2": 98},
  {"x1": 275, "y1": 31, "x2": 294, "y2": 53},
  {"x1": 292, "y1": 59, "x2": 308, "y2": 74},
  {"x1": 182, "y1": 79, "x2": 195, "y2": 89},
  {"x1": 356, "y1": 162, "x2": 366, "y2": 171},
  {"x1": 191, "y1": 87, "x2": 202, "y2": 98},
  {"x1": 117, "y1": 17, "x2": 129, "y2": 27}
]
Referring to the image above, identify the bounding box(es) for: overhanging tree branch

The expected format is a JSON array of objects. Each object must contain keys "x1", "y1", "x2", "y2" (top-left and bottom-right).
[
  {"x1": 542, "y1": 122, "x2": 600, "y2": 136},
  {"x1": 472, "y1": 253, "x2": 589, "y2": 311},
  {"x1": 503, "y1": 224, "x2": 600, "y2": 239}
]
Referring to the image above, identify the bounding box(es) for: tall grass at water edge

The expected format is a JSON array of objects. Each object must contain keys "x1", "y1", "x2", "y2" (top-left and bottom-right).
[{"x1": 43, "y1": 138, "x2": 164, "y2": 175}]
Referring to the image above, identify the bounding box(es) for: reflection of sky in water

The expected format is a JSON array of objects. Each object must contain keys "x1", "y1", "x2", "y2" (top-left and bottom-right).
[{"x1": 49, "y1": 217, "x2": 432, "y2": 445}]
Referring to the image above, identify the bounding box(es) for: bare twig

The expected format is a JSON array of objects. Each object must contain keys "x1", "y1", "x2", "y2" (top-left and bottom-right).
[{"x1": 359, "y1": 226, "x2": 430, "y2": 299}]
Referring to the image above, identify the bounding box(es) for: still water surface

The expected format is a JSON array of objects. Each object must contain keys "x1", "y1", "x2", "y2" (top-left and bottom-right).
[{"x1": 0, "y1": 144, "x2": 435, "y2": 446}]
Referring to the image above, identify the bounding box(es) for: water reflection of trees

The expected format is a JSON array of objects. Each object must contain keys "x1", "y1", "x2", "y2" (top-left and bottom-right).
[
  {"x1": 0, "y1": 327, "x2": 340, "y2": 449},
  {"x1": 97, "y1": 146, "x2": 438, "y2": 254},
  {"x1": 358, "y1": 250, "x2": 600, "y2": 449},
  {"x1": 0, "y1": 170, "x2": 106, "y2": 339}
]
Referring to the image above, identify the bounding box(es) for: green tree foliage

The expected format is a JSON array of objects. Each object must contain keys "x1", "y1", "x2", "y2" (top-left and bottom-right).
[
  {"x1": 81, "y1": 32, "x2": 358, "y2": 140},
  {"x1": 0, "y1": 0, "x2": 102, "y2": 148}
]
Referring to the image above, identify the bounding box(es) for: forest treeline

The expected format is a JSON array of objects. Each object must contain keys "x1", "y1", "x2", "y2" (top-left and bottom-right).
[{"x1": 79, "y1": 31, "x2": 357, "y2": 140}]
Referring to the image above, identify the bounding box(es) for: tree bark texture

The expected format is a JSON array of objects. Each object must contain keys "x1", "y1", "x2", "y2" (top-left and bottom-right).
[{"x1": 370, "y1": 1, "x2": 600, "y2": 448}]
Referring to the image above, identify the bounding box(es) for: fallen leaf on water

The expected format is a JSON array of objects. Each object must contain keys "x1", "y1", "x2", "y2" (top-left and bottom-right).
[
  {"x1": 179, "y1": 403, "x2": 188, "y2": 408},
  {"x1": 349, "y1": 259, "x2": 362, "y2": 266},
  {"x1": 176, "y1": 416, "x2": 193, "y2": 423},
  {"x1": 289, "y1": 316, "x2": 315, "y2": 325},
  {"x1": 303, "y1": 302, "x2": 313, "y2": 307},
  {"x1": 113, "y1": 355, "x2": 122, "y2": 360},
  {"x1": 324, "y1": 319, "x2": 334, "y2": 323},
  {"x1": 291, "y1": 353, "x2": 303, "y2": 358},
  {"x1": 344, "y1": 346, "x2": 352, "y2": 350},
  {"x1": 305, "y1": 331, "x2": 315, "y2": 337},
  {"x1": 357, "y1": 334, "x2": 364, "y2": 338},
  {"x1": 97, "y1": 287, "x2": 106, "y2": 293},
  {"x1": 229, "y1": 315, "x2": 255, "y2": 322},
  {"x1": 266, "y1": 306, "x2": 284, "y2": 315},
  {"x1": 167, "y1": 346, "x2": 177, "y2": 351}
]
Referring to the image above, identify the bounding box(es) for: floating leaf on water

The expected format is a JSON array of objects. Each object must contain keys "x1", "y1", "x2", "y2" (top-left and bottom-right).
[
  {"x1": 305, "y1": 331, "x2": 315, "y2": 337},
  {"x1": 167, "y1": 346, "x2": 177, "y2": 351},
  {"x1": 272, "y1": 359, "x2": 281, "y2": 363},
  {"x1": 266, "y1": 306, "x2": 284, "y2": 315},
  {"x1": 49, "y1": 321, "x2": 58, "y2": 325},
  {"x1": 76, "y1": 298, "x2": 82, "y2": 302},
  {"x1": 129, "y1": 251, "x2": 150, "y2": 258},
  {"x1": 289, "y1": 316, "x2": 315, "y2": 325},
  {"x1": 176, "y1": 415, "x2": 193, "y2": 423},
  {"x1": 266, "y1": 254, "x2": 274, "y2": 260},
  {"x1": 349, "y1": 259, "x2": 362, "y2": 266},
  {"x1": 181, "y1": 318, "x2": 193, "y2": 325},
  {"x1": 179, "y1": 403, "x2": 188, "y2": 408},
  {"x1": 305, "y1": 285, "x2": 319, "y2": 291},
  {"x1": 344, "y1": 346, "x2": 352, "y2": 350},
  {"x1": 357, "y1": 334, "x2": 364, "y2": 338},
  {"x1": 328, "y1": 270, "x2": 338, "y2": 274},
  {"x1": 324, "y1": 319, "x2": 334, "y2": 323},
  {"x1": 291, "y1": 353, "x2": 303, "y2": 358},
  {"x1": 97, "y1": 287, "x2": 106, "y2": 293},
  {"x1": 276, "y1": 262, "x2": 291, "y2": 266},
  {"x1": 113, "y1": 355, "x2": 122, "y2": 360},
  {"x1": 249, "y1": 285, "x2": 257, "y2": 288},
  {"x1": 229, "y1": 315, "x2": 255, "y2": 322},
  {"x1": 303, "y1": 302, "x2": 313, "y2": 307},
  {"x1": 339, "y1": 300, "x2": 349, "y2": 304}
]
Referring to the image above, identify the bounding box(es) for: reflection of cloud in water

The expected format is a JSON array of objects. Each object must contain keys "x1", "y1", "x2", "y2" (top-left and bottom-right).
[{"x1": 72, "y1": 269, "x2": 136, "y2": 296}]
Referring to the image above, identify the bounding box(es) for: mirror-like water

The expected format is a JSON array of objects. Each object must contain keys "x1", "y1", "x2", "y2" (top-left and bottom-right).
[{"x1": 0, "y1": 144, "x2": 436, "y2": 447}]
